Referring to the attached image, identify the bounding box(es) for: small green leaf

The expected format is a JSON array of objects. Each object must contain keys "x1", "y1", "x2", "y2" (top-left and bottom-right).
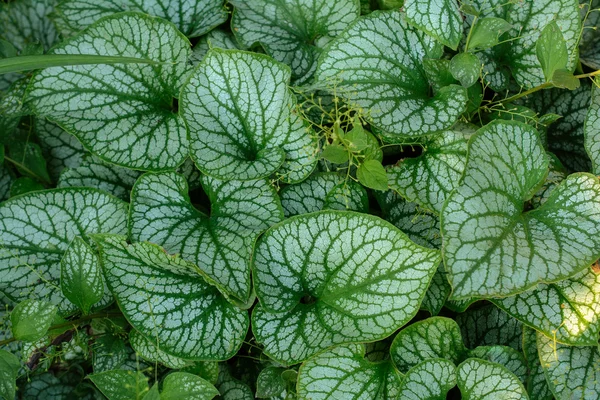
[
  {"x1": 321, "y1": 144, "x2": 349, "y2": 164},
  {"x1": 256, "y1": 367, "x2": 286, "y2": 398},
  {"x1": 7, "y1": 141, "x2": 51, "y2": 184},
  {"x1": 0, "y1": 349, "x2": 20, "y2": 400},
  {"x1": 10, "y1": 299, "x2": 57, "y2": 342},
  {"x1": 97, "y1": 236, "x2": 249, "y2": 360},
  {"x1": 404, "y1": 0, "x2": 463, "y2": 50},
  {"x1": 357, "y1": 160, "x2": 388, "y2": 191},
  {"x1": 129, "y1": 330, "x2": 190, "y2": 369},
  {"x1": 457, "y1": 358, "x2": 528, "y2": 399},
  {"x1": 9, "y1": 177, "x2": 44, "y2": 197},
  {"x1": 60, "y1": 237, "x2": 105, "y2": 314},
  {"x1": 468, "y1": 346, "x2": 527, "y2": 384},
  {"x1": 449, "y1": 53, "x2": 480, "y2": 88},
  {"x1": 0, "y1": 40, "x2": 17, "y2": 59},
  {"x1": 343, "y1": 125, "x2": 370, "y2": 152},
  {"x1": 460, "y1": 3, "x2": 480, "y2": 16},
  {"x1": 143, "y1": 384, "x2": 160, "y2": 400},
  {"x1": 551, "y1": 69, "x2": 580, "y2": 90},
  {"x1": 161, "y1": 372, "x2": 219, "y2": 400},
  {"x1": 252, "y1": 211, "x2": 440, "y2": 364},
  {"x1": 536, "y1": 21, "x2": 569, "y2": 83},
  {"x1": 297, "y1": 343, "x2": 403, "y2": 400},
  {"x1": 467, "y1": 17, "x2": 512, "y2": 51},
  {"x1": 397, "y1": 358, "x2": 457, "y2": 399},
  {"x1": 89, "y1": 370, "x2": 149, "y2": 400},
  {"x1": 390, "y1": 317, "x2": 467, "y2": 373}
]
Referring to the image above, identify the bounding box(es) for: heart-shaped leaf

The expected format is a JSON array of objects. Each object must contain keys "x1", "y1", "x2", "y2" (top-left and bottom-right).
[
  {"x1": 216, "y1": 365, "x2": 254, "y2": 400},
  {"x1": 297, "y1": 343, "x2": 402, "y2": 400},
  {"x1": 129, "y1": 330, "x2": 190, "y2": 369},
  {"x1": 160, "y1": 372, "x2": 219, "y2": 400},
  {"x1": 252, "y1": 211, "x2": 440, "y2": 364},
  {"x1": 279, "y1": 172, "x2": 368, "y2": 217},
  {"x1": 442, "y1": 120, "x2": 600, "y2": 299},
  {"x1": 467, "y1": 346, "x2": 527, "y2": 384},
  {"x1": 522, "y1": 327, "x2": 553, "y2": 400},
  {"x1": 27, "y1": 13, "x2": 191, "y2": 171},
  {"x1": 0, "y1": 188, "x2": 128, "y2": 309},
  {"x1": 54, "y1": 0, "x2": 227, "y2": 38},
  {"x1": 466, "y1": 17, "x2": 512, "y2": 51},
  {"x1": 457, "y1": 358, "x2": 528, "y2": 399},
  {"x1": 449, "y1": 52, "x2": 480, "y2": 88},
  {"x1": 397, "y1": 358, "x2": 457, "y2": 399},
  {"x1": 404, "y1": 0, "x2": 463, "y2": 50},
  {"x1": 230, "y1": 0, "x2": 360, "y2": 83},
  {"x1": 89, "y1": 370, "x2": 149, "y2": 400},
  {"x1": 96, "y1": 236, "x2": 249, "y2": 360},
  {"x1": 182, "y1": 49, "x2": 317, "y2": 182},
  {"x1": 316, "y1": 10, "x2": 468, "y2": 138},
  {"x1": 455, "y1": 305, "x2": 523, "y2": 351},
  {"x1": 10, "y1": 299, "x2": 56, "y2": 342},
  {"x1": 129, "y1": 171, "x2": 282, "y2": 303}
]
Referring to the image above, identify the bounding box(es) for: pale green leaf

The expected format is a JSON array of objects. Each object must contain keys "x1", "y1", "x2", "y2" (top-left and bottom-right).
[
  {"x1": 280, "y1": 172, "x2": 369, "y2": 217},
  {"x1": 0, "y1": 349, "x2": 20, "y2": 400},
  {"x1": 89, "y1": 370, "x2": 149, "y2": 400},
  {"x1": 256, "y1": 367, "x2": 286, "y2": 398},
  {"x1": 143, "y1": 385, "x2": 160, "y2": 400},
  {"x1": 0, "y1": 188, "x2": 128, "y2": 310},
  {"x1": 466, "y1": 17, "x2": 512, "y2": 51},
  {"x1": 390, "y1": 317, "x2": 467, "y2": 373},
  {"x1": 0, "y1": 0, "x2": 59, "y2": 53},
  {"x1": 316, "y1": 10, "x2": 468, "y2": 138},
  {"x1": 36, "y1": 118, "x2": 86, "y2": 182},
  {"x1": 551, "y1": 69, "x2": 580, "y2": 90},
  {"x1": 522, "y1": 327, "x2": 553, "y2": 400},
  {"x1": 215, "y1": 365, "x2": 254, "y2": 400},
  {"x1": 455, "y1": 305, "x2": 523, "y2": 351},
  {"x1": 60, "y1": 237, "x2": 104, "y2": 314},
  {"x1": 297, "y1": 343, "x2": 402, "y2": 400},
  {"x1": 387, "y1": 130, "x2": 467, "y2": 214},
  {"x1": 537, "y1": 331, "x2": 600, "y2": 399},
  {"x1": 536, "y1": 21, "x2": 569, "y2": 83},
  {"x1": 54, "y1": 0, "x2": 227, "y2": 37},
  {"x1": 27, "y1": 13, "x2": 191, "y2": 171},
  {"x1": 161, "y1": 372, "x2": 219, "y2": 400},
  {"x1": 182, "y1": 49, "x2": 317, "y2": 182},
  {"x1": 10, "y1": 299, "x2": 56, "y2": 342},
  {"x1": 457, "y1": 358, "x2": 528, "y2": 400},
  {"x1": 442, "y1": 120, "x2": 600, "y2": 298},
  {"x1": 129, "y1": 172, "x2": 282, "y2": 303},
  {"x1": 449, "y1": 53, "x2": 480, "y2": 87},
  {"x1": 356, "y1": 159, "x2": 388, "y2": 191},
  {"x1": 191, "y1": 30, "x2": 240, "y2": 65},
  {"x1": 530, "y1": 153, "x2": 567, "y2": 208},
  {"x1": 494, "y1": 266, "x2": 600, "y2": 346},
  {"x1": 230, "y1": 0, "x2": 360, "y2": 82},
  {"x1": 129, "y1": 329, "x2": 191, "y2": 369},
  {"x1": 397, "y1": 358, "x2": 457, "y2": 400},
  {"x1": 97, "y1": 236, "x2": 249, "y2": 360},
  {"x1": 468, "y1": 346, "x2": 527, "y2": 384},
  {"x1": 252, "y1": 211, "x2": 440, "y2": 364},
  {"x1": 405, "y1": 0, "x2": 463, "y2": 50},
  {"x1": 585, "y1": 85, "x2": 600, "y2": 175}
]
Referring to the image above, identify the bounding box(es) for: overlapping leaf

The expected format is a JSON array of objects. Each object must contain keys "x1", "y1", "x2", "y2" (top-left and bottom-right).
[
  {"x1": 467, "y1": 346, "x2": 527, "y2": 384},
  {"x1": 456, "y1": 358, "x2": 528, "y2": 400},
  {"x1": 27, "y1": 13, "x2": 191, "y2": 171},
  {"x1": 442, "y1": 120, "x2": 600, "y2": 298},
  {"x1": 397, "y1": 359, "x2": 457, "y2": 400},
  {"x1": 316, "y1": 10, "x2": 467, "y2": 138},
  {"x1": 97, "y1": 236, "x2": 249, "y2": 360},
  {"x1": 181, "y1": 49, "x2": 317, "y2": 182},
  {"x1": 129, "y1": 171, "x2": 282, "y2": 303},
  {"x1": 252, "y1": 211, "x2": 440, "y2": 364},
  {"x1": 129, "y1": 329, "x2": 190, "y2": 369},
  {"x1": 522, "y1": 327, "x2": 553, "y2": 400},
  {"x1": 455, "y1": 305, "x2": 523, "y2": 351},
  {"x1": 36, "y1": 118, "x2": 86, "y2": 182},
  {"x1": 404, "y1": 0, "x2": 463, "y2": 49}
]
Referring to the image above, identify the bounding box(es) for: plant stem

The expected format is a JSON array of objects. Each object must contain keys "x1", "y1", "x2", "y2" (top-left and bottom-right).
[
  {"x1": 3, "y1": 155, "x2": 50, "y2": 184},
  {"x1": 575, "y1": 69, "x2": 600, "y2": 79}
]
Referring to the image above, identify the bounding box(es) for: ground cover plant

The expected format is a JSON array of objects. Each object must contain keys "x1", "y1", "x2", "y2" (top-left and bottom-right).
[{"x1": 1, "y1": 0, "x2": 600, "y2": 398}]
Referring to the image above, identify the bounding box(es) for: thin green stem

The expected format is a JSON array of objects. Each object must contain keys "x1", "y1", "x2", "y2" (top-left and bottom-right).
[
  {"x1": 4, "y1": 155, "x2": 50, "y2": 184},
  {"x1": 464, "y1": 15, "x2": 478, "y2": 52}
]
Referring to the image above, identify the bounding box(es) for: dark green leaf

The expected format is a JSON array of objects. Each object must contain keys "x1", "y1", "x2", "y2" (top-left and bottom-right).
[
  {"x1": 450, "y1": 52, "x2": 480, "y2": 87},
  {"x1": 10, "y1": 299, "x2": 57, "y2": 342}
]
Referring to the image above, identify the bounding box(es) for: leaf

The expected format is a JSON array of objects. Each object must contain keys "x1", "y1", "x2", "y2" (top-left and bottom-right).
[
  {"x1": 316, "y1": 10, "x2": 468, "y2": 138},
  {"x1": 181, "y1": 49, "x2": 317, "y2": 182},
  {"x1": 404, "y1": 0, "x2": 463, "y2": 50},
  {"x1": 60, "y1": 237, "x2": 105, "y2": 314},
  {"x1": 89, "y1": 370, "x2": 149, "y2": 400},
  {"x1": 522, "y1": 327, "x2": 553, "y2": 400},
  {"x1": 180, "y1": 362, "x2": 220, "y2": 385},
  {"x1": 144, "y1": 385, "x2": 160, "y2": 400},
  {"x1": 343, "y1": 125, "x2": 370, "y2": 152},
  {"x1": 397, "y1": 358, "x2": 457, "y2": 399},
  {"x1": 456, "y1": 358, "x2": 528, "y2": 400},
  {"x1": 256, "y1": 367, "x2": 286, "y2": 398},
  {"x1": 215, "y1": 365, "x2": 254, "y2": 400},
  {"x1": 191, "y1": 30, "x2": 240, "y2": 65},
  {"x1": 9, "y1": 177, "x2": 44, "y2": 197},
  {"x1": 580, "y1": 1, "x2": 600, "y2": 69},
  {"x1": 0, "y1": 349, "x2": 20, "y2": 400},
  {"x1": 585, "y1": 85, "x2": 600, "y2": 175},
  {"x1": 10, "y1": 299, "x2": 57, "y2": 342},
  {"x1": 423, "y1": 59, "x2": 457, "y2": 92},
  {"x1": 230, "y1": 0, "x2": 360, "y2": 82},
  {"x1": 357, "y1": 160, "x2": 388, "y2": 191},
  {"x1": 7, "y1": 141, "x2": 51, "y2": 184},
  {"x1": 129, "y1": 329, "x2": 190, "y2": 369},
  {"x1": 551, "y1": 69, "x2": 580, "y2": 90},
  {"x1": 129, "y1": 172, "x2": 282, "y2": 303},
  {"x1": 252, "y1": 211, "x2": 440, "y2": 364},
  {"x1": 455, "y1": 305, "x2": 523, "y2": 351},
  {"x1": 0, "y1": 188, "x2": 128, "y2": 309},
  {"x1": 36, "y1": 118, "x2": 86, "y2": 182},
  {"x1": 0, "y1": 0, "x2": 59, "y2": 53},
  {"x1": 54, "y1": 0, "x2": 227, "y2": 38},
  {"x1": 441, "y1": 120, "x2": 600, "y2": 299},
  {"x1": 390, "y1": 317, "x2": 467, "y2": 373},
  {"x1": 0, "y1": 40, "x2": 17, "y2": 59},
  {"x1": 279, "y1": 172, "x2": 369, "y2": 217},
  {"x1": 93, "y1": 334, "x2": 129, "y2": 373},
  {"x1": 22, "y1": 373, "x2": 76, "y2": 399},
  {"x1": 466, "y1": 17, "x2": 512, "y2": 51},
  {"x1": 449, "y1": 53, "x2": 480, "y2": 88},
  {"x1": 468, "y1": 346, "x2": 527, "y2": 384},
  {"x1": 161, "y1": 372, "x2": 219, "y2": 400},
  {"x1": 297, "y1": 343, "x2": 403, "y2": 400},
  {"x1": 536, "y1": 21, "x2": 569, "y2": 83},
  {"x1": 97, "y1": 236, "x2": 249, "y2": 360},
  {"x1": 321, "y1": 144, "x2": 349, "y2": 164},
  {"x1": 387, "y1": 130, "x2": 467, "y2": 214},
  {"x1": 537, "y1": 331, "x2": 600, "y2": 399},
  {"x1": 27, "y1": 13, "x2": 191, "y2": 171},
  {"x1": 530, "y1": 153, "x2": 567, "y2": 208},
  {"x1": 0, "y1": 164, "x2": 14, "y2": 202}
]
